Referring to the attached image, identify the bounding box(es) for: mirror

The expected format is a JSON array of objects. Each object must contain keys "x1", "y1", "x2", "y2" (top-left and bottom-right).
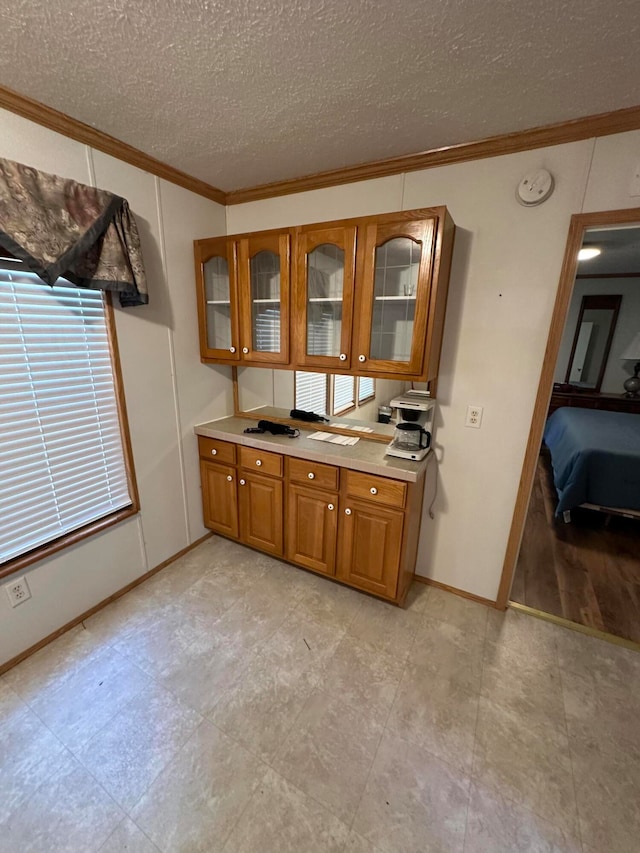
[
  {"x1": 564, "y1": 294, "x2": 622, "y2": 390},
  {"x1": 554, "y1": 223, "x2": 640, "y2": 396},
  {"x1": 235, "y1": 367, "x2": 417, "y2": 438}
]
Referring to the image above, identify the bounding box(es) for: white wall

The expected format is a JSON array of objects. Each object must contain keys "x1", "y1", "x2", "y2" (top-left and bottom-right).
[
  {"x1": 555, "y1": 278, "x2": 640, "y2": 392},
  {"x1": 3, "y1": 113, "x2": 640, "y2": 664},
  {"x1": 0, "y1": 109, "x2": 230, "y2": 666},
  {"x1": 227, "y1": 132, "x2": 640, "y2": 601}
]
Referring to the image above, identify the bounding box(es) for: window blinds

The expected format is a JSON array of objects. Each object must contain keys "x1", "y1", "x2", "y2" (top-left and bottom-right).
[
  {"x1": 358, "y1": 376, "x2": 375, "y2": 402},
  {"x1": 294, "y1": 371, "x2": 327, "y2": 415},
  {"x1": 0, "y1": 262, "x2": 132, "y2": 566},
  {"x1": 332, "y1": 374, "x2": 355, "y2": 415}
]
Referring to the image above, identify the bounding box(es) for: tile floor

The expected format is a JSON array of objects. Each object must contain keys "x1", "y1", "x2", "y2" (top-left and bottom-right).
[{"x1": 1, "y1": 535, "x2": 639, "y2": 852}]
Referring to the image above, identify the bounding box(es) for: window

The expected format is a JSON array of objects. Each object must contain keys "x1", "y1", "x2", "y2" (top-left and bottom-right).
[
  {"x1": 0, "y1": 258, "x2": 137, "y2": 574},
  {"x1": 332, "y1": 374, "x2": 355, "y2": 415},
  {"x1": 294, "y1": 370, "x2": 328, "y2": 415},
  {"x1": 358, "y1": 376, "x2": 376, "y2": 404}
]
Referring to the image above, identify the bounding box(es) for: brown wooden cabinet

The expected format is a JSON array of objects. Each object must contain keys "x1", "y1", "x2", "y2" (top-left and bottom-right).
[
  {"x1": 295, "y1": 223, "x2": 357, "y2": 371},
  {"x1": 237, "y1": 232, "x2": 290, "y2": 365},
  {"x1": 200, "y1": 460, "x2": 239, "y2": 539},
  {"x1": 197, "y1": 435, "x2": 425, "y2": 606},
  {"x1": 286, "y1": 484, "x2": 338, "y2": 576},
  {"x1": 195, "y1": 229, "x2": 292, "y2": 367},
  {"x1": 238, "y1": 471, "x2": 284, "y2": 556},
  {"x1": 195, "y1": 207, "x2": 455, "y2": 382},
  {"x1": 195, "y1": 237, "x2": 240, "y2": 361},
  {"x1": 336, "y1": 499, "x2": 404, "y2": 599}
]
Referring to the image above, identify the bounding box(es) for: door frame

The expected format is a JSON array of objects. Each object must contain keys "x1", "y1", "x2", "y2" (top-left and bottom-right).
[{"x1": 496, "y1": 206, "x2": 640, "y2": 609}]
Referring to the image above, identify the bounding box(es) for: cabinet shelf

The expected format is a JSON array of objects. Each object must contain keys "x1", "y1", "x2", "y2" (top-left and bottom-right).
[
  {"x1": 308, "y1": 297, "x2": 344, "y2": 303},
  {"x1": 207, "y1": 300, "x2": 231, "y2": 305},
  {"x1": 373, "y1": 295, "x2": 417, "y2": 302}
]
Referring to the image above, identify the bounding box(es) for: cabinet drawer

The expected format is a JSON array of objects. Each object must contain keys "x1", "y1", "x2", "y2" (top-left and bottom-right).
[
  {"x1": 198, "y1": 436, "x2": 236, "y2": 465},
  {"x1": 288, "y1": 457, "x2": 339, "y2": 490},
  {"x1": 239, "y1": 445, "x2": 283, "y2": 477},
  {"x1": 344, "y1": 470, "x2": 406, "y2": 509}
]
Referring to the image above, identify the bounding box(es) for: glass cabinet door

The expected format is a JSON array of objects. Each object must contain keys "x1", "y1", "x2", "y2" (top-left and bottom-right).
[
  {"x1": 356, "y1": 218, "x2": 436, "y2": 375},
  {"x1": 238, "y1": 233, "x2": 290, "y2": 364},
  {"x1": 296, "y1": 225, "x2": 356, "y2": 369},
  {"x1": 195, "y1": 237, "x2": 239, "y2": 361}
]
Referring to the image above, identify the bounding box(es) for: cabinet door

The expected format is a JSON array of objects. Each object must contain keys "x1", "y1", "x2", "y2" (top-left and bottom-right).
[
  {"x1": 238, "y1": 472, "x2": 284, "y2": 556},
  {"x1": 355, "y1": 217, "x2": 436, "y2": 376},
  {"x1": 200, "y1": 461, "x2": 239, "y2": 538},
  {"x1": 194, "y1": 237, "x2": 240, "y2": 361},
  {"x1": 337, "y1": 499, "x2": 403, "y2": 599},
  {"x1": 295, "y1": 225, "x2": 356, "y2": 370},
  {"x1": 286, "y1": 485, "x2": 338, "y2": 576},
  {"x1": 237, "y1": 232, "x2": 290, "y2": 364}
]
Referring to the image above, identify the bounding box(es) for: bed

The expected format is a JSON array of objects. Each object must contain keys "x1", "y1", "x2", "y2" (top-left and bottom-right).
[{"x1": 543, "y1": 406, "x2": 640, "y2": 519}]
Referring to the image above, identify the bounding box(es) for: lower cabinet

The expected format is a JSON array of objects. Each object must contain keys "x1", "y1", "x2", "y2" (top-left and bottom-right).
[
  {"x1": 336, "y1": 499, "x2": 404, "y2": 599},
  {"x1": 286, "y1": 484, "x2": 338, "y2": 576},
  {"x1": 200, "y1": 461, "x2": 239, "y2": 539},
  {"x1": 238, "y1": 471, "x2": 284, "y2": 556},
  {"x1": 198, "y1": 436, "x2": 424, "y2": 605}
]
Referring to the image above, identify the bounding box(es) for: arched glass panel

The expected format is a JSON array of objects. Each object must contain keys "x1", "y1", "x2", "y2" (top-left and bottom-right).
[
  {"x1": 306, "y1": 243, "x2": 345, "y2": 357},
  {"x1": 204, "y1": 255, "x2": 232, "y2": 351},
  {"x1": 250, "y1": 250, "x2": 281, "y2": 352},
  {"x1": 370, "y1": 236, "x2": 421, "y2": 362}
]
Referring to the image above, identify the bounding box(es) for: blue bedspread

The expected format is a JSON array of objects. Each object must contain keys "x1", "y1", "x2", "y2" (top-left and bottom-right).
[{"x1": 543, "y1": 407, "x2": 640, "y2": 515}]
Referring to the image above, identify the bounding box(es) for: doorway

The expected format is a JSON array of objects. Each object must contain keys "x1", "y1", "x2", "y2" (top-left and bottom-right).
[{"x1": 498, "y1": 208, "x2": 640, "y2": 645}]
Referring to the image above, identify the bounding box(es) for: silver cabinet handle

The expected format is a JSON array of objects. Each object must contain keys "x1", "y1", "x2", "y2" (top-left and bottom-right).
[
  {"x1": 345, "y1": 508, "x2": 352, "y2": 515},
  {"x1": 229, "y1": 346, "x2": 236, "y2": 353},
  {"x1": 226, "y1": 475, "x2": 233, "y2": 481},
  {"x1": 308, "y1": 472, "x2": 315, "y2": 479},
  {"x1": 211, "y1": 449, "x2": 217, "y2": 456},
  {"x1": 339, "y1": 353, "x2": 347, "y2": 361},
  {"x1": 255, "y1": 459, "x2": 262, "y2": 467},
  {"x1": 358, "y1": 354, "x2": 366, "y2": 363},
  {"x1": 327, "y1": 503, "x2": 334, "y2": 511},
  {"x1": 242, "y1": 347, "x2": 249, "y2": 354},
  {"x1": 239, "y1": 478, "x2": 246, "y2": 485},
  {"x1": 370, "y1": 487, "x2": 378, "y2": 495}
]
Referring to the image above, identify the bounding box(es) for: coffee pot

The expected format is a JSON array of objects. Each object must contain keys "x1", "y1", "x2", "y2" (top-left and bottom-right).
[{"x1": 392, "y1": 422, "x2": 431, "y2": 451}]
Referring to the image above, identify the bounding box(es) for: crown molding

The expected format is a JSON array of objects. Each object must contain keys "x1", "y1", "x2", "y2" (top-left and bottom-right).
[
  {"x1": 0, "y1": 84, "x2": 226, "y2": 205},
  {"x1": 225, "y1": 104, "x2": 640, "y2": 205},
  {"x1": 2, "y1": 83, "x2": 640, "y2": 209}
]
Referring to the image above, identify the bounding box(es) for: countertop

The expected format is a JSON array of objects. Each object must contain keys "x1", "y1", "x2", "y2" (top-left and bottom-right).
[{"x1": 194, "y1": 416, "x2": 430, "y2": 482}]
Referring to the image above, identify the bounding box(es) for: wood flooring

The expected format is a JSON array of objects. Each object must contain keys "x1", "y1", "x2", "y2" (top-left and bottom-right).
[{"x1": 511, "y1": 453, "x2": 640, "y2": 643}]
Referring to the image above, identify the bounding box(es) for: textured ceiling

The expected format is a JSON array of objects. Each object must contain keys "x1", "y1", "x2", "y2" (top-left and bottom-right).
[{"x1": 0, "y1": 1, "x2": 639, "y2": 191}]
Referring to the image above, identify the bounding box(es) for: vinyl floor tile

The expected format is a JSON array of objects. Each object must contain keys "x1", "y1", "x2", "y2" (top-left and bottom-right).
[{"x1": 131, "y1": 720, "x2": 267, "y2": 853}]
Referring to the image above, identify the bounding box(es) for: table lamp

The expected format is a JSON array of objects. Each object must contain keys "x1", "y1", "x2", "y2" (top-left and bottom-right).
[{"x1": 621, "y1": 331, "x2": 640, "y2": 397}]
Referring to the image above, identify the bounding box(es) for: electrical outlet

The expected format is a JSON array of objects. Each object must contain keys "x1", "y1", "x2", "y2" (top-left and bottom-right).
[
  {"x1": 465, "y1": 405, "x2": 483, "y2": 428},
  {"x1": 4, "y1": 577, "x2": 31, "y2": 607}
]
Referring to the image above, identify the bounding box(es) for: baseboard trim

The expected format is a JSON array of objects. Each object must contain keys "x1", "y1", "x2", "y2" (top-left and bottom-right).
[
  {"x1": 508, "y1": 601, "x2": 640, "y2": 653},
  {"x1": 414, "y1": 575, "x2": 500, "y2": 609},
  {"x1": 0, "y1": 532, "x2": 213, "y2": 675}
]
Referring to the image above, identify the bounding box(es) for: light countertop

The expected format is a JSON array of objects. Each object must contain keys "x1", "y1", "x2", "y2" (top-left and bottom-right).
[{"x1": 194, "y1": 415, "x2": 430, "y2": 482}]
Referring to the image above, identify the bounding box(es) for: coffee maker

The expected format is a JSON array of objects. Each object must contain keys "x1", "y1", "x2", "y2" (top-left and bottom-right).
[{"x1": 385, "y1": 391, "x2": 435, "y2": 461}]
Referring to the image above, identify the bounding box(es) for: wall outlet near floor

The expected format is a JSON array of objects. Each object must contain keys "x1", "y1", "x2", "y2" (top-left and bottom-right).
[
  {"x1": 4, "y1": 577, "x2": 31, "y2": 607},
  {"x1": 465, "y1": 405, "x2": 483, "y2": 428}
]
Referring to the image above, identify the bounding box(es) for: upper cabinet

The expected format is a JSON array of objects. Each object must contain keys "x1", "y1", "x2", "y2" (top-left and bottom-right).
[
  {"x1": 194, "y1": 208, "x2": 455, "y2": 382},
  {"x1": 295, "y1": 223, "x2": 357, "y2": 371},
  {"x1": 195, "y1": 229, "x2": 292, "y2": 366},
  {"x1": 354, "y1": 215, "x2": 437, "y2": 377},
  {"x1": 238, "y1": 232, "x2": 290, "y2": 364},
  {"x1": 195, "y1": 237, "x2": 240, "y2": 361}
]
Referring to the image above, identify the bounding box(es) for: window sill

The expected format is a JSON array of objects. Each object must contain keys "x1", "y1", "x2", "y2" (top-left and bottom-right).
[{"x1": 0, "y1": 504, "x2": 140, "y2": 581}]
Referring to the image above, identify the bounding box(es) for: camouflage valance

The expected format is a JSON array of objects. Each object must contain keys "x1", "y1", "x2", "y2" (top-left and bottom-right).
[{"x1": 0, "y1": 157, "x2": 147, "y2": 307}]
